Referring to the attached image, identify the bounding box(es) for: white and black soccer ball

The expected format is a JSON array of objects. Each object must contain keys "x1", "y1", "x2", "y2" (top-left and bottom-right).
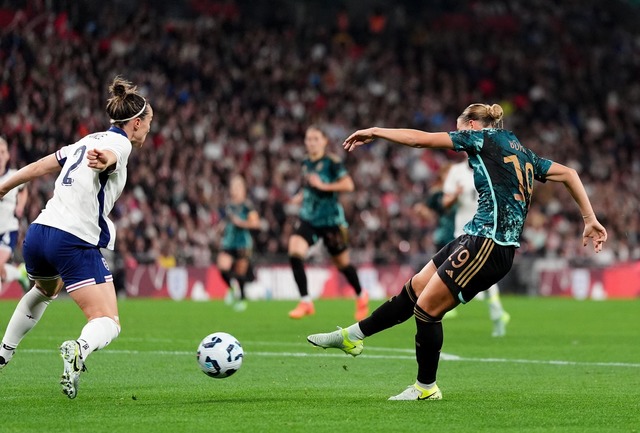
[{"x1": 196, "y1": 332, "x2": 244, "y2": 378}]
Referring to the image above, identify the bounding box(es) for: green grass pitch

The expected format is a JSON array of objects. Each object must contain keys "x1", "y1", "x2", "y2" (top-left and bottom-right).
[{"x1": 1, "y1": 296, "x2": 638, "y2": 433}]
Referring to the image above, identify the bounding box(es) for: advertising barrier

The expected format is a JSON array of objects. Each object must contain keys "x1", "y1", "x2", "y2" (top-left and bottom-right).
[
  {"x1": 539, "y1": 262, "x2": 640, "y2": 300},
  {"x1": 123, "y1": 264, "x2": 416, "y2": 301},
  {"x1": 1, "y1": 262, "x2": 638, "y2": 300}
]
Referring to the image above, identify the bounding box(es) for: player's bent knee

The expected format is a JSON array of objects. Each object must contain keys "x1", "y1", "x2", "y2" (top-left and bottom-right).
[
  {"x1": 34, "y1": 278, "x2": 63, "y2": 298},
  {"x1": 109, "y1": 316, "x2": 121, "y2": 334},
  {"x1": 90, "y1": 316, "x2": 121, "y2": 350},
  {"x1": 414, "y1": 304, "x2": 442, "y2": 323}
]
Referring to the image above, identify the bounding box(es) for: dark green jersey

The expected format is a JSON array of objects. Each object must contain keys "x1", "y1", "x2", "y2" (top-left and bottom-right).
[
  {"x1": 426, "y1": 190, "x2": 456, "y2": 247},
  {"x1": 448, "y1": 129, "x2": 554, "y2": 246},
  {"x1": 221, "y1": 201, "x2": 255, "y2": 250},
  {"x1": 299, "y1": 153, "x2": 348, "y2": 227}
]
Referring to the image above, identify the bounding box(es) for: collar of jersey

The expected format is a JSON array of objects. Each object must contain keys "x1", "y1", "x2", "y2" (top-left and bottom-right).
[{"x1": 108, "y1": 126, "x2": 128, "y2": 138}]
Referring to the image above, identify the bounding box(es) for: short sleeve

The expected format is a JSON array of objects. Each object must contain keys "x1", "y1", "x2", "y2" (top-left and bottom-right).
[
  {"x1": 448, "y1": 130, "x2": 485, "y2": 155},
  {"x1": 332, "y1": 158, "x2": 349, "y2": 180},
  {"x1": 99, "y1": 136, "x2": 132, "y2": 173},
  {"x1": 528, "y1": 149, "x2": 554, "y2": 183},
  {"x1": 54, "y1": 145, "x2": 72, "y2": 167}
]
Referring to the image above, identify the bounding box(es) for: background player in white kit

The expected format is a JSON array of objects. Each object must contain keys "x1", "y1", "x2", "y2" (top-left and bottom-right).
[
  {"x1": 443, "y1": 160, "x2": 510, "y2": 336},
  {"x1": 0, "y1": 137, "x2": 30, "y2": 294},
  {"x1": 0, "y1": 77, "x2": 153, "y2": 399}
]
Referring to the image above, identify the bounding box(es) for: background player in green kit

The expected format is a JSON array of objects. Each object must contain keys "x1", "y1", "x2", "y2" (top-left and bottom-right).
[
  {"x1": 308, "y1": 103, "x2": 607, "y2": 400},
  {"x1": 288, "y1": 125, "x2": 369, "y2": 320},
  {"x1": 217, "y1": 175, "x2": 260, "y2": 312},
  {"x1": 413, "y1": 163, "x2": 456, "y2": 252}
]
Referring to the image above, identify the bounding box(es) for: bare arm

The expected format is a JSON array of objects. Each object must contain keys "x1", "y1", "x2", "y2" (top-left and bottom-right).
[
  {"x1": 544, "y1": 162, "x2": 607, "y2": 252},
  {"x1": 230, "y1": 210, "x2": 261, "y2": 230},
  {"x1": 307, "y1": 173, "x2": 355, "y2": 192},
  {"x1": 244, "y1": 210, "x2": 261, "y2": 229},
  {"x1": 413, "y1": 203, "x2": 436, "y2": 223},
  {"x1": 343, "y1": 127, "x2": 454, "y2": 151},
  {"x1": 442, "y1": 190, "x2": 461, "y2": 209},
  {"x1": 0, "y1": 154, "x2": 61, "y2": 199}
]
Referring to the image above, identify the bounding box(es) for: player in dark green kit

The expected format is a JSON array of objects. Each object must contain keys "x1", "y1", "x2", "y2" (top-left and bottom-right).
[
  {"x1": 308, "y1": 103, "x2": 607, "y2": 400},
  {"x1": 288, "y1": 125, "x2": 369, "y2": 320},
  {"x1": 413, "y1": 164, "x2": 456, "y2": 251},
  {"x1": 217, "y1": 175, "x2": 260, "y2": 312}
]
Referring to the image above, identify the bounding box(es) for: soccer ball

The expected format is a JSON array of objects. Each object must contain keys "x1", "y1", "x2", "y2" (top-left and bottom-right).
[{"x1": 196, "y1": 332, "x2": 244, "y2": 378}]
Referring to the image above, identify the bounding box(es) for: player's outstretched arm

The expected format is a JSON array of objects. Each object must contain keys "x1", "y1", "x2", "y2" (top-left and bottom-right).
[
  {"x1": 0, "y1": 154, "x2": 60, "y2": 200},
  {"x1": 544, "y1": 162, "x2": 607, "y2": 253},
  {"x1": 343, "y1": 127, "x2": 454, "y2": 151}
]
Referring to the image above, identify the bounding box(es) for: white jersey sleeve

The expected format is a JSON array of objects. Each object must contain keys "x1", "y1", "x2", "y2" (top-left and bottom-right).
[
  {"x1": 33, "y1": 129, "x2": 132, "y2": 250},
  {"x1": 443, "y1": 161, "x2": 478, "y2": 237},
  {"x1": 0, "y1": 168, "x2": 21, "y2": 233}
]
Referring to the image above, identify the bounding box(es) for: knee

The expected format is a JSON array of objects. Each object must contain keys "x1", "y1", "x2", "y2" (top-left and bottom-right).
[
  {"x1": 113, "y1": 317, "x2": 121, "y2": 336},
  {"x1": 403, "y1": 279, "x2": 418, "y2": 303},
  {"x1": 88, "y1": 314, "x2": 120, "y2": 329},
  {"x1": 35, "y1": 279, "x2": 63, "y2": 298},
  {"x1": 414, "y1": 303, "x2": 442, "y2": 323},
  {"x1": 103, "y1": 316, "x2": 121, "y2": 337}
]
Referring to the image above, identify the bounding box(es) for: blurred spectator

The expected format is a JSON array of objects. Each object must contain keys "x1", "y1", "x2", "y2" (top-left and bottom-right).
[{"x1": 0, "y1": 0, "x2": 638, "y2": 270}]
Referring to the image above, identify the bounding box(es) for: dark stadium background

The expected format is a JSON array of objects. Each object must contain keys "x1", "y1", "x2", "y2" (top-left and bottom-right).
[{"x1": 2, "y1": 0, "x2": 639, "y2": 298}]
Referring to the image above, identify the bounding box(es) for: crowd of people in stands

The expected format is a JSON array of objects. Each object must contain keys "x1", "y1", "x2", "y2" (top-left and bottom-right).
[{"x1": 1, "y1": 0, "x2": 638, "y2": 271}]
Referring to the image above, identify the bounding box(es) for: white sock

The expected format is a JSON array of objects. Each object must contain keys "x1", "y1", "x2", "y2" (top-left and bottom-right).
[
  {"x1": 487, "y1": 284, "x2": 504, "y2": 321},
  {"x1": 346, "y1": 323, "x2": 365, "y2": 341},
  {"x1": 0, "y1": 288, "x2": 52, "y2": 361},
  {"x1": 77, "y1": 317, "x2": 121, "y2": 360},
  {"x1": 300, "y1": 295, "x2": 312, "y2": 303},
  {"x1": 416, "y1": 380, "x2": 436, "y2": 390},
  {"x1": 4, "y1": 264, "x2": 21, "y2": 282}
]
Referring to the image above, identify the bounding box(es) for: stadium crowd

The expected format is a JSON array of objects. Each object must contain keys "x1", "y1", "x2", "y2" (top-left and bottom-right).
[{"x1": 1, "y1": 0, "x2": 638, "y2": 272}]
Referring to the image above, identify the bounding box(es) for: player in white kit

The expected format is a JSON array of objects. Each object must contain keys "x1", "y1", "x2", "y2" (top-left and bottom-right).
[
  {"x1": 0, "y1": 137, "x2": 30, "y2": 294},
  {"x1": 443, "y1": 161, "x2": 510, "y2": 336},
  {"x1": 0, "y1": 77, "x2": 153, "y2": 399}
]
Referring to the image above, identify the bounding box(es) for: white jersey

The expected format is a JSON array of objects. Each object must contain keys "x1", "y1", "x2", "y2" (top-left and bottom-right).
[
  {"x1": 33, "y1": 128, "x2": 132, "y2": 250},
  {"x1": 0, "y1": 168, "x2": 21, "y2": 233},
  {"x1": 443, "y1": 161, "x2": 478, "y2": 237}
]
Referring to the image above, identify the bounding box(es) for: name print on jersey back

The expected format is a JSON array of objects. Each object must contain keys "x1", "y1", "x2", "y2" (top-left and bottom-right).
[{"x1": 449, "y1": 128, "x2": 553, "y2": 246}]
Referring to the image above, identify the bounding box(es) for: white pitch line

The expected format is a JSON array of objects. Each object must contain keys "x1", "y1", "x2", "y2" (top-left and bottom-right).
[
  {"x1": 250, "y1": 351, "x2": 640, "y2": 368},
  {"x1": 18, "y1": 348, "x2": 640, "y2": 368}
]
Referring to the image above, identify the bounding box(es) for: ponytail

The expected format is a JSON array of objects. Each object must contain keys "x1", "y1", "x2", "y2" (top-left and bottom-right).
[{"x1": 106, "y1": 76, "x2": 148, "y2": 127}]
